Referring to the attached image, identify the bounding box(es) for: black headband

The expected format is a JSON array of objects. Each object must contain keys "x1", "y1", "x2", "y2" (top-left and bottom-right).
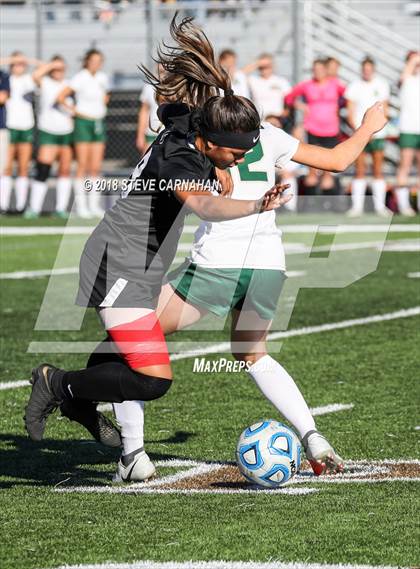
[{"x1": 201, "y1": 127, "x2": 261, "y2": 150}]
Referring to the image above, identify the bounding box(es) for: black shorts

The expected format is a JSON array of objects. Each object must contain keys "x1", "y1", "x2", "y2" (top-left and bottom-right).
[{"x1": 307, "y1": 133, "x2": 339, "y2": 148}]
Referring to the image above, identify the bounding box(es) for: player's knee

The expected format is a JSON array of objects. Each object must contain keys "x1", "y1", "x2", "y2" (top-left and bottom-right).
[
  {"x1": 35, "y1": 162, "x2": 51, "y2": 182},
  {"x1": 129, "y1": 370, "x2": 172, "y2": 401}
]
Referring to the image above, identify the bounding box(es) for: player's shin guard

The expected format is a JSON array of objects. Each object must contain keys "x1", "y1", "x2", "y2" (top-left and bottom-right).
[
  {"x1": 0, "y1": 175, "x2": 12, "y2": 211},
  {"x1": 56, "y1": 177, "x2": 72, "y2": 213},
  {"x1": 15, "y1": 176, "x2": 29, "y2": 211},
  {"x1": 51, "y1": 361, "x2": 172, "y2": 403},
  {"x1": 248, "y1": 355, "x2": 315, "y2": 438}
]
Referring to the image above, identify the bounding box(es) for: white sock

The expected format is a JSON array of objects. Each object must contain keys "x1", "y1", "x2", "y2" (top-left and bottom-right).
[
  {"x1": 0, "y1": 175, "x2": 12, "y2": 211},
  {"x1": 282, "y1": 177, "x2": 298, "y2": 211},
  {"x1": 351, "y1": 178, "x2": 367, "y2": 212},
  {"x1": 73, "y1": 178, "x2": 90, "y2": 216},
  {"x1": 247, "y1": 354, "x2": 315, "y2": 438},
  {"x1": 15, "y1": 176, "x2": 29, "y2": 211},
  {"x1": 395, "y1": 187, "x2": 411, "y2": 212},
  {"x1": 371, "y1": 178, "x2": 387, "y2": 212},
  {"x1": 87, "y1": 177, "x2": 104, "y2": 216},
  {"x1": 56, "y1": 177, "x2": 72, "y2": 213},
  {"x1": 113, "y1": 400, "x2": 145, "y2": 456},
  {"x1": 29, "y1": 180, "x2": 48, "y2": 214}
]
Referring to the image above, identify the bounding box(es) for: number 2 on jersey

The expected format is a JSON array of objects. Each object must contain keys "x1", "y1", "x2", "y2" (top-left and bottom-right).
[{"x1": 237, "y1": 142, "x2": 268, "y2": 182}]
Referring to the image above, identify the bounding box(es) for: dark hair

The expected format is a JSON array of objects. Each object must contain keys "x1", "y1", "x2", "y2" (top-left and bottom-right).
[
  {"x1": 219, "y1": 49, "x2": 236, "y2": 60},
  {"x1": 83, "y1": 49, "x2": 103, "y2": 68},
  {"x1": 362, "y1": 56, "x2": 375, "y2": 67},
  {"x1": 141, "y1": 14, "x2": 260, "y2": 135},
  {"x1": 406, "y1": 50, "x2": 419, "y2": 62},
  {"x1": 326, "y1": 56, "x2": 340, "y2": 65},
  {"x1": 313, "y1": 58, "x2": 327, "y2": 66}
]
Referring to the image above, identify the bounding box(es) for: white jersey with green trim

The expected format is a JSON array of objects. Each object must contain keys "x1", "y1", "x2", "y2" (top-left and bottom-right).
[
  {"x1": 38, "y1": 77, "x2": 73, "y2": 135},
  {"x1": 189, "y1": 122, "x2": 299, "y2": 270}
]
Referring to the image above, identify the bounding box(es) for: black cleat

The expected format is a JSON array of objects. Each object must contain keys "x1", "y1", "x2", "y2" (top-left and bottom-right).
[
  {"x1": 60, "y1": 400, "x2": 122, "y2": 448},
  {"x1": 24, "y1": 364, "x2": 63, "y2": 441}
]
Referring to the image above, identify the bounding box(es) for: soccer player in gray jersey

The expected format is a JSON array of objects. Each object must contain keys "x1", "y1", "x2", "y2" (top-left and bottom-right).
[{"x1": 23, "y1": 16, "x2": 292, "y2": 472}]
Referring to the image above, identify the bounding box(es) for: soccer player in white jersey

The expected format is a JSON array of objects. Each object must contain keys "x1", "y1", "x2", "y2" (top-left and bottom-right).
[
  {"x1": 219, "y1": 49, "x2": 250, "y2": 99},
  {"x1": 0, "y1": 52, "x2": 39, "y2": 213},
  {"x1": 25, "y1": 56, "x2": 74, "y2": 219},
  {"x1": 136, "y1": 65, "x2": 165, "y2": 155},
  {"x1": 57, "y1": 49, "x2": 110, "y2": 218},
  {"x1": 245, "y1": 53, "x2": 291, "y2": 127},
  {"x1": 103, "y1": 101, "x2": 387, "y2": 482},
  {"x1": 346, "y1": 57, "x2": 391, "y2": 217},
  {"x1": 395, "y1": 51, "x2": 420, "y2": 216}
]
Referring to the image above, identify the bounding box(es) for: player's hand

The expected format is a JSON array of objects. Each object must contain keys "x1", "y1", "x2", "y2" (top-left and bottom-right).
[
  {"x1": 361, "y1": 102, "x2": 387, "y2": 135},
  {"x1": 215, "y1": 167, "x2": 234, "y2": 197},
  {"x1": 256, "y1": 183, "x2": 292, "y2": 212}
]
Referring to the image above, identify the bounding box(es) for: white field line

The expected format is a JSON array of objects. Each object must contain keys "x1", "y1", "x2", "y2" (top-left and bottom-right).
[
  {"x1": 309, "y1": 403, "x2": 354, "y2": 416},
  {"x1": 3, "y1": 307, "x2": 419, "y2": 388},
  {"x1": 0, "y1": 267, "x2": 78, "y2": 280},
  {"x1": 48, "y1": 560, "x2": 411, "y2": 569},
  {"x1": 1, "y1": 238, "x2": 418, "y2": 280},
  {"x1": 54, "y1": 459, "x2": 420, "y2": 496},
  {"x1": 0, "y1": 266, "x2": 307, "y2": 281},
  {"x1": 0, "y1": 379, "x2": 30, "y2": 390},
  {"x1": 171, "y1": 306, "x2": 420, "y2": 360},
  {"x1": 175, "y1": 239, "x2": 420, "y2": 254},
  {"x1": 407, "y1": 271, "x2": 420, "y2": 278},
  {"x1": 2, "y1": 223, "x2": 419, "y2": 236},
  {"x1": 95, "y1": 402, "x2": 354, "y2": 416}
]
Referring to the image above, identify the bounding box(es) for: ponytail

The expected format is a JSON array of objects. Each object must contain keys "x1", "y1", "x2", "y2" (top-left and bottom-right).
[{"x1": 141, "y1": 14, "x2": 260, "y2": 143}]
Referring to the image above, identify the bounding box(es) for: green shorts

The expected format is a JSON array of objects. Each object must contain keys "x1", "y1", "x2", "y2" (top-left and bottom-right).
[
  {"x1": 399, "y1": 133, "x2": 420, "y2": 149},
  {"x1": 365, "y1": 138, "x2": 385, "y2": 153},
  {"x1": 9, "y1": 128, "x2": 34, "y2": 144},
  {"x1": 73, "y1": 117, "x2": 106, "y2": 143},
  {"x1": 146, "y1": 134, "x2": 157, "y2": 145},
  {"x1": 38, "y1": 130, "x2": 73, "y2": 146},
  {"x1": 169, "y1": 261, "x2": 287, "y2": 320}
]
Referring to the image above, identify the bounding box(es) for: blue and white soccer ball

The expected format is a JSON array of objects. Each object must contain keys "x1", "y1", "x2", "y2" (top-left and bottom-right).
[{"x1": 236, "y1": 420, "x2": 301, "y2": 488}]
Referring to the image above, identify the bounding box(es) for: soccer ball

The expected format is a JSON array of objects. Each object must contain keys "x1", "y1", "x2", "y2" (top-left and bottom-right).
[{"x1": 236, "y1": 420, "x2": 301, "y2": 488}]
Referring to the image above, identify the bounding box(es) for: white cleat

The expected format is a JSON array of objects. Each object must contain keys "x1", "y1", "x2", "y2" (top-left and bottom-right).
[
  {"x1": 113, "y1": 449, "x2": 156, "y2": 483},
  {"x1": 301, "y1": 430, "x2": 344, "y2": 476},
  {"x1": 399, "y1": 207, "x2": 416, "y2": 217},
  {"x1": 346, "y1": 208, "x2": 363, "y2": 218},
  {"x1": 375, "y1": 207, "x2": 393, "y2": 218}
]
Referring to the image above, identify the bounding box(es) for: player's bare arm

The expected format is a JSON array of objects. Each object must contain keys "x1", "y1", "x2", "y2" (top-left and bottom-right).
[{"x1": 292, "y1": 102, "x2": 387, "y2": 172}]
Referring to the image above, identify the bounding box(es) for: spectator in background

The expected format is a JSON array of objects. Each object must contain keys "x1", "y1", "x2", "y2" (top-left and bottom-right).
[
  {"x1": 326, "y1": 56, "x2": 341, "y2": 79},
  {"x1": 218, "y1": 49, "x2": 250, "y2": 98},
  {"x1": 346, "y1": 57, "x2": 390, "y2": 216},
  {"x1": 58, "y1": 49, "x2": 110, "y2": 218},
  {"x1": 0, "y1": 68, "x2": 10, "y2": 199},
  {"x1": 25, "y1": 56, "x2": 74, "y2": 219},
  {"x1": 395, "y1": 50, "x2": 420, "y2": 216},
  {"x1": 245, "y1": 53, "x2": 291, "y2": 126},
  {"x1": 0, "y1": 52, "x2": 39, "y2": 213},
  {"x1": 136, "y1": 65, "x2": 163, "y2": 156},
  {"x1": 285, "y1": 58, "x2": 346, "y2": 193},
  {"x1": 265, "y1": 113, "x2": 300, "y2": 212}
]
